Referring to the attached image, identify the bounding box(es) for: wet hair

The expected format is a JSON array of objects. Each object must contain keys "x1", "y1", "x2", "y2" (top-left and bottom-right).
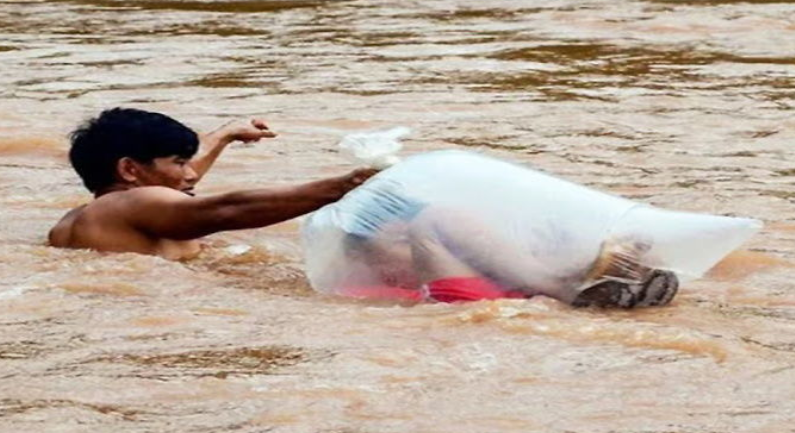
[{"x1": 69, "y1": 107, "x2": 199, "y2": 193}]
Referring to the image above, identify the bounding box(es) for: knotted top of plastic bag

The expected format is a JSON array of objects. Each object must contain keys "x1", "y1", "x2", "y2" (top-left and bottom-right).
[{"x1": 338, "y1": 126, "x2": 410, "y2": 169}]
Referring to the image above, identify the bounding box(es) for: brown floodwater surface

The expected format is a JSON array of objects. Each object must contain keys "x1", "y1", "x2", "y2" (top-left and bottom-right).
[{"x1": 3, "y1": 0, "x2": 795, "y2": 431}]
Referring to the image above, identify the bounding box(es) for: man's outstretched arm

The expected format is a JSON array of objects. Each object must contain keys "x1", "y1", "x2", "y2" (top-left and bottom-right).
[
  {"x1": 191, "y1": 119, "x2": 276, "y2": 183},
  {"x1": 124, "y1": 169, "x2": 377, "y2": 240}
]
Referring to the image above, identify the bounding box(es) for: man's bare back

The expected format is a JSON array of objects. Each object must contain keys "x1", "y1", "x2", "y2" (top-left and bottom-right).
[{"x1": 50, "y1": 108, "x2": 376, "y2": 260}]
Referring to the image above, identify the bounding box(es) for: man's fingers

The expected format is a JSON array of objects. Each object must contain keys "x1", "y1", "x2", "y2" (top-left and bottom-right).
[
  {"x1": 352, "y1": 168, "x2": 380, "y2": 184},
  {"x1": 249, "y1": 119, "x2": 277, "y2": 139},
  {"x1": 251, "y1": 119, "x2": 270, "y2": 130},
  {"x1": 340, "y1": 168, "x2": 380, "y2": 194}
]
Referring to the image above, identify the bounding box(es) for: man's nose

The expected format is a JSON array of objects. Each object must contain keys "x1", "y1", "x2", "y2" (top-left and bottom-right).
[{"x1": 184, "y1": 165, "x2": 199, "y2": 183}]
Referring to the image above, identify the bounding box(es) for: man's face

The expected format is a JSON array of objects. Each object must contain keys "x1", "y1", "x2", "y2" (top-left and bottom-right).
[{"x1": 135, "y1": 156, "x2": 198, "y2": 195}]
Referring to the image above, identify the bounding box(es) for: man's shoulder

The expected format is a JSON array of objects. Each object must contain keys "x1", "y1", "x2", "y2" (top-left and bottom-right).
[
  {"x1": 106, "y1": 186, "x2": 188, "y2": 202},
  {"x1": 85, "y1": 186, "x2": 189, "y2": 212},
  {"x1": 78, "y1": 187, "x2": 191, "y2": 227},
  {"x1": 56, "y1": 187, "x2": 187, "y2": 229}
]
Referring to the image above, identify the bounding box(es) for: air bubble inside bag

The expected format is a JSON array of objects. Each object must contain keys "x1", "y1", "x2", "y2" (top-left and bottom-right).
[{"x1": 302, "y1": 150, "x2": 762, "y2": 303}]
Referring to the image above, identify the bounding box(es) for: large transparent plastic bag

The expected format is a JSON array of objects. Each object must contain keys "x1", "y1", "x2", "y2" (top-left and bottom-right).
[{"x1": 302, "y1": 139, "x2": 762, "y2": 304}]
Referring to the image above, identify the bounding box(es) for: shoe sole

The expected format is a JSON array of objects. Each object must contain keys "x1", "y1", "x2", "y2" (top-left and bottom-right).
[{"x1": 572, "y1": 270, "x2": 679, "y2": 309}]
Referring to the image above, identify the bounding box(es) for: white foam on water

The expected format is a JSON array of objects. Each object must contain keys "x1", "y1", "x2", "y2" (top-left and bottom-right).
[
  {"x1": 0, "y1": 285, "x2": 32, "y2": 300},
  {"x1": 226, "y1": 244, "x2": 253, "y2": 256}
]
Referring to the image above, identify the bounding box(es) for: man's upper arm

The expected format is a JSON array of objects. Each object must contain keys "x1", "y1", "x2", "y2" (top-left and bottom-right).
[{"x1": 120, "y1": 187, "x2": 224, "y2": 240}]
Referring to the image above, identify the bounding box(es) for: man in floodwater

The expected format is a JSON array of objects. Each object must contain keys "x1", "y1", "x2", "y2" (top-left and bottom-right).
[{"x1": 49, "y1": 108, "x2": 376, "y2": 260}]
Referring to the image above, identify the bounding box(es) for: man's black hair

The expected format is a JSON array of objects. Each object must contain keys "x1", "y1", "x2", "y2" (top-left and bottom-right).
[{"x1": 69, "y1": 108, "x2": 199, "y2": 193}]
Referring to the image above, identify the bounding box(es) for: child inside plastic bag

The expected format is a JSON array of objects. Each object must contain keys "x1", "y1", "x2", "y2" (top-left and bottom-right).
[
  {"x1": 339, "y1": 194, "x2": 678, "y2": 308},
  {"x1": 303, "y1": 141, "x2": 761, "y2": 309}
]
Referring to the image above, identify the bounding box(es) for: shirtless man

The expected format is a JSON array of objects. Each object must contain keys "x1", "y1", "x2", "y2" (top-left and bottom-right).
[{"x1": 49, "y1": 108, "x2": 376, "y2": 260}]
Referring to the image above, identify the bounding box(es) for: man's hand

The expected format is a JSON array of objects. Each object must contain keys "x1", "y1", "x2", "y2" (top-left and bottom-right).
[
  {"x1": 217, "y1": 118, "x2": 277, "y2": 145},
  {"x1": 192, "y1": 118, "x2": 277, "y2": 184},
  {"x1": 339, "y1": 168, "x2": 380, "y2": 194}
]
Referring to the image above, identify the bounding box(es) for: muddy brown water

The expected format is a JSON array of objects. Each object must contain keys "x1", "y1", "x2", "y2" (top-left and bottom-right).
[{"x1": 2, "y1": 0, "x2": 795, "y2": 432}]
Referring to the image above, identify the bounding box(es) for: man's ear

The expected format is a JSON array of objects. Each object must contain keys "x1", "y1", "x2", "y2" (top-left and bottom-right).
[{"x1": 117, "y1": 157, "x2": 140, "y2": 183}]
